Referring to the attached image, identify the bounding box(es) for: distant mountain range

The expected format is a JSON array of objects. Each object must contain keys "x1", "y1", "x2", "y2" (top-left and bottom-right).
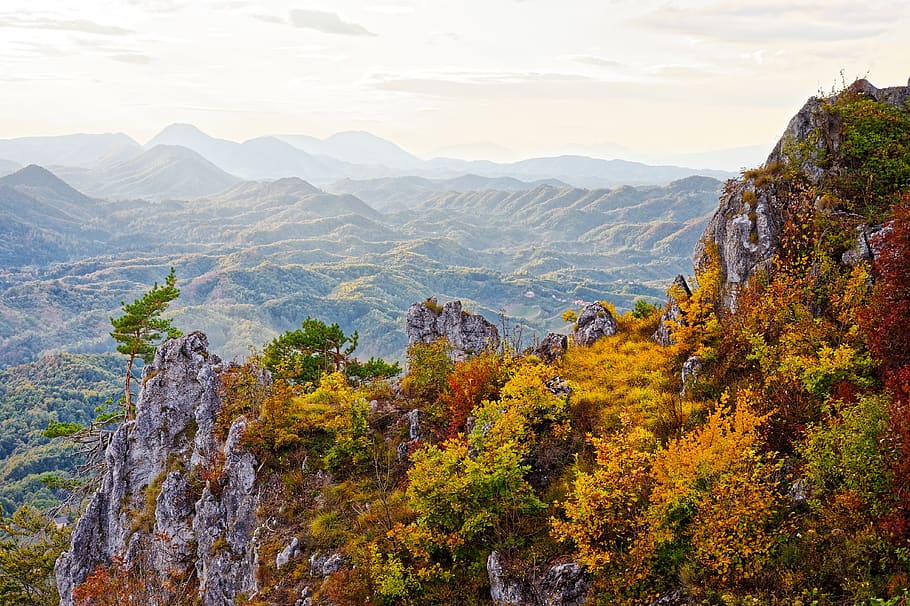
[
  {"x1": 0, "y1": 162, "x2": 723, "y2": 366},
  {"x1": 0, "y1": 124, "x2": 736, "y2": 200}
]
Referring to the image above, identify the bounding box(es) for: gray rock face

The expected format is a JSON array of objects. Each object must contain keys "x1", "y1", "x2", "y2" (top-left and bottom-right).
[
  {"x1": 653, "y1": 275, "x2": 691, "y2": 346},
  {"x1": 406, "y1": 297, "x2": 500, "y2": 360},
  {"x1": 573, "y1": 301, "x2": 617, "y2": 346},
  {"x1": 194, "y1": 416, "x2": 259, "y2": 606},
  {"x1": 841, "y1": 224, "x2": 892, "y2": 266},
  {"x1": 488, "y1": 551, "x2": 525, "y2": 606},
  {"x1": 695, "y1": 79, "x2": 910, "y2": 311},
  {"x1": 309, "y1": 551, "x2": 348, "y2": 577},
  {"x1": 681, "y1": 355, "x2": 702, "y2": 397},
  {"x1": 533, "y1": 333, "x2": 568, "y2": 363},
  {"x1": 694, "y1": 178, "x2": 783, "y2": 312},
  {"x1": 649, "y1": 589, "x2": 689, "y2": 606},
  {"x1": 537, "y1": 562, "x2": 590, "y2": 606},
  {"x1": 55, "y1": 332, "x2": 260, "y2": 606},
  {"x1": 277, "y1": 537, "x2": 300, "y2": 569},
  {"x1": 487, "y1": 550, "x2": 590, "y2": 606}
]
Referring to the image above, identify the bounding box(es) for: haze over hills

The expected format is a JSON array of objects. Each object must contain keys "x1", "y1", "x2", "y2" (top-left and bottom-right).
[
  {"x1": 54, "y1": 145, "x2": 243, "y2": 201},
  {"x1": 0, "y1": 133, "x2": 141, "y2": 169},
  {"x1": 327, "y1": 174, "x2": 571, "y2": 210},
  {"x1": 0, "y1": 159, "x2": 723, "y2": 367},
  {"x1": 277, "y1": 131, "x2": 423, "y2": 169},
  {"x1": 0, "y1": 125, "x2": 736, "y2": 200}
]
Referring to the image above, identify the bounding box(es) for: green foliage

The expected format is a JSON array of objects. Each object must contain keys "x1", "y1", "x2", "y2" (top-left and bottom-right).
[
  {"x1": 264, "y1": 316, "x2": 357, "y2": 385},
  {"x1": 403, "y1": 439, "x2": 545, "y2": 561},
  {"x1": 0, "y1": 505, "x2": 70, "y2": 606},
  {"x1": 0, "y1": 354, "x2": 120, "y2": 513},
  {"x1": 263, "y1": 316, "x2": 400, "y2": 388},
  {"x1": 631, "y1": 299, "x2": 658, "y2": 320},
  {"x1": 346, "y1": 357, "x2": 402, "y2": 386},
  {"x1": 801, "y1": 394, "x2": 893, "y2": 516},
  {"x1": 109, "y1": 267, "x2": 181, "y2": 418},
  {"x1": 829, "y1": 94, "x2": 910, "y2": 217},
  {"x1": 401, "y1": 339, "x2": 454, "y2": 403},
  {"x1": 41, "y1": 421, "x2": 82, "y2": 438}
]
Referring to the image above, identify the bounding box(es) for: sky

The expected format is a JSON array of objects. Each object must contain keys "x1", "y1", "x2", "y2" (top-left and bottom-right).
[{"x1": 1, "y1": 0, "x2": 909, "y2": 168}]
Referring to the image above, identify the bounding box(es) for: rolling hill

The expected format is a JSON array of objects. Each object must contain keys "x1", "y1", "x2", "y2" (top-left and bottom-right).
[{"x1": 0, "y1": 165, "x2": 722, "y2": 367}]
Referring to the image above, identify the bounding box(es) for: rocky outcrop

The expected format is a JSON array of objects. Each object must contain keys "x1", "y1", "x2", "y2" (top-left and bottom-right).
[
  {"x1": 693, "y1": 177, "x2": 784, "y2": 311},
  {"x1": 841, "y1": 223, "x2": 892, "y2": 267},
  {"x1": 55, "y1": 332, "x2": 260, "y2": 606},
  {"x1": 695, "y1": 79, "x2": 910, "y2": 311},
  {"x1": 406, "y1": 297, "x2": 500, "y2": 360},
  {"x1": 680, "y1": 355, "x2": 702, "y2": 397},
  {"x1": 573, "y1": 301, "x2": 617, "y2": 346},
  {"x1": 487, "y1": 551, "x2": 590, "y2": 606},
  {"x1": 533, "y1": 333, "x2": 568, "y2": 363},
  {"x1": 652, "y1": 275, "x2": 691, "y2": 346}
]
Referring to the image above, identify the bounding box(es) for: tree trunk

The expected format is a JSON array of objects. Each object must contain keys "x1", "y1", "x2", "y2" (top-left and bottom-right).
[{"x1": 124, "y1": 354, "x2": 134, "y2": 421}]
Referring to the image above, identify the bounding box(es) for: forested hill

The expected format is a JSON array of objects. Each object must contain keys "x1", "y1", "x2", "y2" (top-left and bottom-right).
[{"x1": 0, "y1": 169, "x2": 722, "y2": 368}]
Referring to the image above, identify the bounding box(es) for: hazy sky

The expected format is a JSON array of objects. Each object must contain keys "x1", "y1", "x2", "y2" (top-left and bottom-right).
[{"x1": 1, "y1": 0, "x2": 909, "y2": 166}]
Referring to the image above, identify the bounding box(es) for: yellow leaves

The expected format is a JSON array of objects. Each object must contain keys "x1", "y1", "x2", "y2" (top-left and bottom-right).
[
  {"x1": 561, "y1": 328, "x2": 673, "y2": 432},
  {"x1": 551, "y1": 422, "x2": 656, "y2": 573},
  {"x1": 554, "y1": 389, "x2": 782, "y2": 594},
  {"x1": 672, "y1": 243, "x2": 723, "y2": 363}
]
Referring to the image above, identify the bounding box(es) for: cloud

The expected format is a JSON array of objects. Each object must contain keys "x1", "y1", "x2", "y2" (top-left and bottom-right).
[
  {"x1": 110, "y1": 53, "x2": 153, "y2": 65},
  {"x1": 638, "y1": 0, "x2": 898, "y2": 44},
  {"x1": 367, "y1": 69, "x2": 649, "y2": 99},
  {"x1": 124, "y1": 0, "x2": 184, "y2": 12},
  {"x1": 572, "y1": 56, "x2": 625, "y2": 69},
  {"x1": 289, "y1": 9, "x2": 376, "y2": 36},
  {"x1": 366, "y1": 4, "x2": 415, "y2": 14},
  {"x1": 253, "y1": 13, "x2": 286, "y2": 24},
  {"x1": 0, "y1": 15, "x2": 133, "y2": 36}
]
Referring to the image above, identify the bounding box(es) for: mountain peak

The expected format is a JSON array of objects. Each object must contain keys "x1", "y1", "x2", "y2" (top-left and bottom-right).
[{"x1": 0, "y1": 164, "x2": 90, "y2": 201}]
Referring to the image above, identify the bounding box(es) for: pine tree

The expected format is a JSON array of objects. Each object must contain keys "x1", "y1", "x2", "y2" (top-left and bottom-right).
[{"x1": 110, "y1": 268, "x2": 181, "y2": 420}]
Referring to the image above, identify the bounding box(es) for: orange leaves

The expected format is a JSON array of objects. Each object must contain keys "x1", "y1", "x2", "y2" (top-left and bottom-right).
[
  {"x1": 551, "y1": 421, "x2": 656, "y2": 573},
  {"x1": 554, "y1": 391, "x2": 782, "y2": 598},
  {"x1": 440, "y1": 352, "x2": 507, "y2": 438}
]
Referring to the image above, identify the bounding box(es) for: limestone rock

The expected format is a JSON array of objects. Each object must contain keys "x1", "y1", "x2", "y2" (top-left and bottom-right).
[
  {"x1": 55, "y1": 332, "x2": 260, "y2": 606},
  {"x1": 533, "y1": 333, "x2": 568, "y2": 363},
  {"x1": 649, "y1": 589, "x2": 689, "y2": 606},
  {"x1": 544, "y1": 376, "x2": 571, "y2": 397},
  {"x1": 488, "y1": 551, "x2": 525, "y2": 606},
  {"x1": 406, "y1": 408, "x2": 420, "y2": 441},
  {"x1": 406, "y1": 297, "x2": 500, "y2": 360},
  {"x1": 194, "y1": 416, "x2": 260, "y2": 606},
  {"x1": 277, "y1": 538, "x2": 300, "y2": 569},
  {"x1": 537, "y1": 561, "x2": 590, "y2": 606},
  {"x1": 309, "y1": 551, "x2": 348, "y2": 577},
  {"x1": 573, "y1": 301, "x2": 617, "y2": 346},
  {"x1": 841, "y1": 223, "x2": 892, "y2": 266},
  {"x1": 487, "y1": 551, "x2": 590, "y2": 606},
  {"x1": 694, "y1": 178, "x2": 782, "y2": 312},
  {"x1": 695, "y1": 79, "x2": 910, "y2": 311},
  {"x1": 681, "y1": 355, "x2": 702, "y2": 397},
  {"x1": 652, "y1": 275, "x2": 691, "y2": 346}
]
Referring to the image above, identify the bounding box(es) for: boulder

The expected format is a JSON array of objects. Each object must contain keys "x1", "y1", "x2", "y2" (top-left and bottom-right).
[
  {"x1": 406, "y1": 297, "x2": 500, "y2": 361},
  {"x1": 533, "y1": 332, "x2": 568, "y2": 363},
  {"x1": 573, "y1": 302, "x2": 617, "y2": 346},
  {"x1": 487, "y1": 550, "x2": 590, "y2": 606},
  {"x1": 681, "y1": 355, "x2": 702, "y2": 397}
]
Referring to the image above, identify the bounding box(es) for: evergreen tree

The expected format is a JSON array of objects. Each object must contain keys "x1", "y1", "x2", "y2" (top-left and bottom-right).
[
  {"x1": 264, "y1": 316, "x2": 399, "y2": 386},
  {"x1": 110, "y1": 268, "x2": 181, "y2": 420}
]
